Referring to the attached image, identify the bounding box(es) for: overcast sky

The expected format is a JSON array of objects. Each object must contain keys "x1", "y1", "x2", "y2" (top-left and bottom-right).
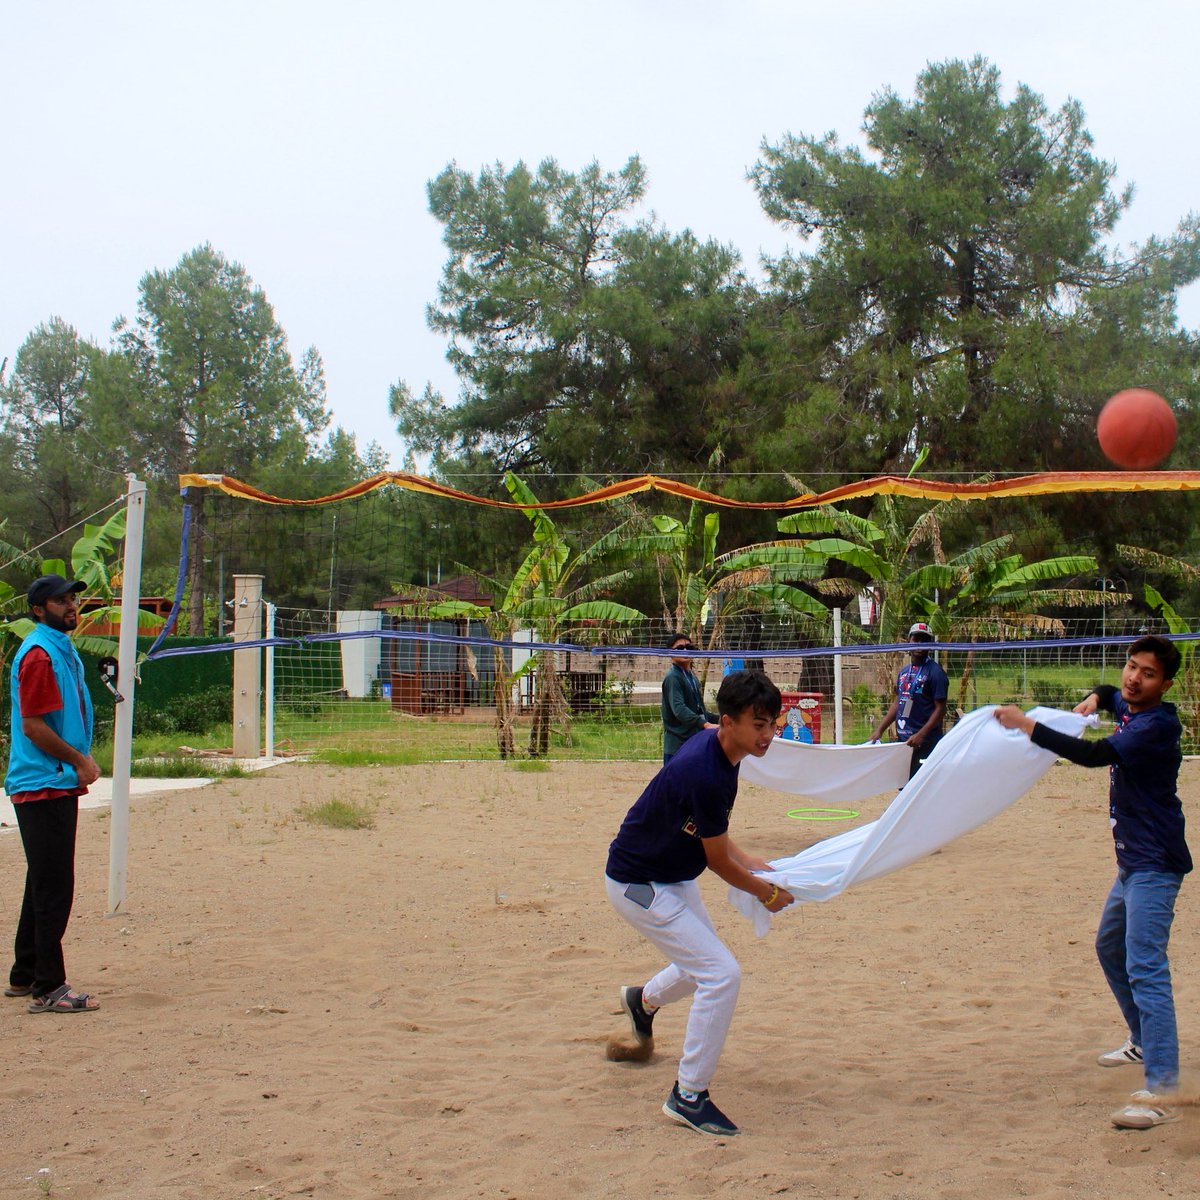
[{"x1": 4, "y1": 0, "x2": 1197, "y2": 469}]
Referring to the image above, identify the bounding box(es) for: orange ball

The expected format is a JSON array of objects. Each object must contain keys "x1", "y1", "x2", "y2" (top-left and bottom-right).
[{"x1": 1096, "y1": 388, "x2": 1176, "y2": 469}]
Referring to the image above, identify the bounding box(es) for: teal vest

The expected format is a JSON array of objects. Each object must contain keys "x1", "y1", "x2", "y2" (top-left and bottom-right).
[{"x1": 5, "y1": 623, "x2": 94, "y2": 796}]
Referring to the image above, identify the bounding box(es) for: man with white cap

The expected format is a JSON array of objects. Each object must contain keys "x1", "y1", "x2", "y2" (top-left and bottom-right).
[{"x1": 869, "y1": 621, "x2": 950, "y2": 779}]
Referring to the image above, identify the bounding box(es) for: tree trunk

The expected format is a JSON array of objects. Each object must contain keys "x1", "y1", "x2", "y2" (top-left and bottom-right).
[
  {"x1": 956, "y1": 650, "x2": 975, "y2": 719},
  {"x1": 528, "y1": 671, "x2": 548, "y2": 758},
  {"x1": 494, "y1": 647, "x2": 515, "y2": 760},
  {"x1": 187, "y1": 496, "x2": 206, "y2": 636},
  {"x1": 528, "y1": 652, "x2": 571, "y2": 757}
]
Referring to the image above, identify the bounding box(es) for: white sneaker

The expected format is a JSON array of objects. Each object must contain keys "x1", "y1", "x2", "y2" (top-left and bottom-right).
[
  {"x1": 1111, "y1": 1090, "x2": 1179, "y2": 1130},
  {"x1": 1097, "y1": 1038, "x2": 1143, "y2": 1068}
]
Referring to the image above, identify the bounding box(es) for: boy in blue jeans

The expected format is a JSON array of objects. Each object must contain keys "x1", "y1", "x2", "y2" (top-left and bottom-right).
[{"x1": 995, "y1": 634, "x2": 1189, "y2": 1130}]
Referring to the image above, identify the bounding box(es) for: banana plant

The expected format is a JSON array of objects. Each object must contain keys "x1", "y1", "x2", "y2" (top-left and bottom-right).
[
  {"x1": 1143, "y1": 584, "x2": 1199, "y2": 751},
  {"x1": 389, "y1": 473, "x2": 644, "y2": 758},
  {"x1": 780, "y1": 497, "x2": 1108, "y2": 713},
  {"x1": 502, "y1": 473, "x2": 644, "y2": 756},
  {"x1": 611, "y1": 502, "x2": 830, "y2": 689},
  {"x1": 0, "y1": 507, "x2": 164, "y2": 751}
]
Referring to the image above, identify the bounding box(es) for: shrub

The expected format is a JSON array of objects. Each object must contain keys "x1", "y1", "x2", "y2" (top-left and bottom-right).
[
  {"x1": 134, "y1": 685, "x2": 230, "y2": 736},
  {"x1": 850, "y1": 682, "x2": 879, "y2": 717},
  {"x1": 1030, "y1": 679, "x2": 1073, "y2": 708}
]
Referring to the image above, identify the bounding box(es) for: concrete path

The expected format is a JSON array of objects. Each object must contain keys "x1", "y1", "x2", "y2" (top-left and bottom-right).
[{"x1": 0, "y1": 756, "x2": 298, "y2": 832}]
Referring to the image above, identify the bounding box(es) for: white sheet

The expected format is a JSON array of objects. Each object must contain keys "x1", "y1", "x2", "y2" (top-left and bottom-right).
[
  {"x1": 741, "y1": 736, "x2": 912, "y2": 799},
  {"x1": 730, "y1": 706, "x2": 1092, "y2": 935}
]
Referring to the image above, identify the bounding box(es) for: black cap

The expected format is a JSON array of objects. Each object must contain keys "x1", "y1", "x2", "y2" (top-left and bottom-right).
[{"x1": 28, "y1": 574, "x2": 85, "y2": 608}]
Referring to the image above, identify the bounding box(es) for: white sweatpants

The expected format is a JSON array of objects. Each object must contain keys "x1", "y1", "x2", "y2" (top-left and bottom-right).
[{"x1": 605, "y1": 874, "x2": 741, "y2": 1093}]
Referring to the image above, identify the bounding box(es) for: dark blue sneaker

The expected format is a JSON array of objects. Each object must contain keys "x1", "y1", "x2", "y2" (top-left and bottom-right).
[
  {"x1": 620, "y1": 985, "x2": 656, "y2": 1044},
  {"x1": 662, "y1": 1083, "x2": 739, "y2": 1136}
]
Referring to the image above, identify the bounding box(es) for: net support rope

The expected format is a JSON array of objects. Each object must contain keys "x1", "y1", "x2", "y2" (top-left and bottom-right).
[
  {"x1": 180, "y1": 468, "x2": 1200, "y2": 511},
  {"x1": 144, "y1": 501, "x2": 192, "y2": 660},
  {"x1": 143, "y1": 627, "x2": 1200, "y2": 663}
]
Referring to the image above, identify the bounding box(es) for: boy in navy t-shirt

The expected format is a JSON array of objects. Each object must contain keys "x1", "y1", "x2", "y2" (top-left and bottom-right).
[
  {"x1": 995, "y1": 635, "x2": 1190, "y2": 1131},
  {"x1": 605, "y1": 670, "x2": 794, "y2": 1137}
]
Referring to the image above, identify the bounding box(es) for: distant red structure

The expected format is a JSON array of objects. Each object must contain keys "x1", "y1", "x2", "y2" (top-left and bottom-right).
[{"x1": 75, "y1": 596, "x2": 174, "y2": 638}]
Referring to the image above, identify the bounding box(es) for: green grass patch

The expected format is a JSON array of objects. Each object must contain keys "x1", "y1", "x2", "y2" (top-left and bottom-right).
[
  {"x1": 290, "y1": 706, "x2": 663, "y2": 764},
  {"x1": 512, "y1": 759, "x2": 550, "y2": 772},
  {"x1": 94, "y1": 735, "x2": 248, "y2": 777},
  {"x1": 297, "y1": 798, "x2": 376, "y2": 830},
  {"x1": 132, "y1": 757, "x2": 248, "y2": 779},
  {"x1": 132, "y1": 727, "x2": 235, "y2": 758}
]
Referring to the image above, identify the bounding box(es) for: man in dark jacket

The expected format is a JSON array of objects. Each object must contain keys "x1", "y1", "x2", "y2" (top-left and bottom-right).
[{"x1": 661, "y1": 635, "x2": 717, "y2": 765}]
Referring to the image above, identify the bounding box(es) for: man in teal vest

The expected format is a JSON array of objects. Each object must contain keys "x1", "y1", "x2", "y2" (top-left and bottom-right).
[{"x1": 5, "y1": 574, "x2": 101, "y2": 1013}]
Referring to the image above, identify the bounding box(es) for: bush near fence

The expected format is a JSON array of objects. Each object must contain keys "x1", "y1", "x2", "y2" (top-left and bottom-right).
[{"x1": 84, "y1": 637, "x2": 234, "y2": 741}]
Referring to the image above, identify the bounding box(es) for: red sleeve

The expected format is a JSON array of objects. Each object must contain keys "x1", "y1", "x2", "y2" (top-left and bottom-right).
[{"x1": 17, "y1": 647, "x2": 64, "y2": 717}]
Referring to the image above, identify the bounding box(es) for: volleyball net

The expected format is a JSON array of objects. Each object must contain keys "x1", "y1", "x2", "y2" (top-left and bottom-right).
[
  {"x1": 126, "y1": 470, "x2": 1200, "y2": 762},
  {"x1": 262, "y1": 611, "x2": 1185, "y2": 760}
]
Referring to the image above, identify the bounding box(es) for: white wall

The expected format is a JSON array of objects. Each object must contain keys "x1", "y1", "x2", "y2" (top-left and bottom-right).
[{"x1": 337, "y1": 610, "x2": 383, "y2": 698}]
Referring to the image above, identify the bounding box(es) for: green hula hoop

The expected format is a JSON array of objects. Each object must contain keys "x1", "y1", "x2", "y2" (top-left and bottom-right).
[{"x1": 786, "y1": 807, "x2": 860, "y2": 821}]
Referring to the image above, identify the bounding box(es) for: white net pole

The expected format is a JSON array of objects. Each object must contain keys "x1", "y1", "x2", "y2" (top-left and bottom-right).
[
  {"x1": 833, "y1": 606, "x2": 844, "y2": 743},
  {"x1": 265, "y1": 601, "x2": 276, "y2": 759},
  {"x1": 107, "y1": 473, "x2": 147, "y2": 916}
]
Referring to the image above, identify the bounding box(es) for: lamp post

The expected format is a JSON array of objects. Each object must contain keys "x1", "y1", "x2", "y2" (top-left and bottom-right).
[{"x1": 1097, "y1": 577, "x2": 1126, "y2": 679}]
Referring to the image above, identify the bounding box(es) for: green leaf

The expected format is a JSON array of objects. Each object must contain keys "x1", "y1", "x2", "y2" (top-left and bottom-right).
[
  {"x1": 741, "y1": 583, "x2": 829, "y2": 617},
  {"x1": 702, "y1": 512, "x2": 720, "y2": 570},
  {"x1": 1145, "y1": 584, "x2": 1191, "y2": 636},
  {"x1": 559, "y1": 601, "x2": 644, "y2": 623}
]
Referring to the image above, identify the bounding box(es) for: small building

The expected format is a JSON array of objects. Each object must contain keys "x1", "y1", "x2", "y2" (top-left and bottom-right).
[{"x1": 374, "y1": 576, "x2": 496, "y2": 714}]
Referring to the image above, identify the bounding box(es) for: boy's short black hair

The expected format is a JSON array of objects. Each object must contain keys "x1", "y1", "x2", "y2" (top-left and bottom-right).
[
  {"x1": 1128, "y1": 634, "x2": 1182, "y2": 680},
  {"x1": 668, "y1": 633, "x2": 693, "y2": 649},
  {"x1": 716, "y1": 669, "x2": 782, "y2": 721}
]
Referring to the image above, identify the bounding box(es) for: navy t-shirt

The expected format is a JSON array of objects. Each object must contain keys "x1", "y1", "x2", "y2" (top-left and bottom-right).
[
  {"x1": 894, "y1": 659, "x2": 949, "y2": 741},
  {"x1": 606, "y1": 729, "x2": 739, "y2": 884},
  {"x1": 1105, "y1": 696, "x2": 1191, "y2": 875}
]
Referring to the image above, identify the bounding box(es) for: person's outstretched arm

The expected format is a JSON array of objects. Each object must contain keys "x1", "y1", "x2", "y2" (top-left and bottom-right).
[
  {"x1": 870, "y1": 699, "x2": 899, "y2": 743},
  {"x1": 993, "y1": 704, "x2": 1119, "y2": 769}
]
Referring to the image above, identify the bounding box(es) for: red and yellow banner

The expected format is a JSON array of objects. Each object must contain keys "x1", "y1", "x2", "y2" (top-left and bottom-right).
[{"x1": 179, "y1": 469, "x2": 1200, "y2": 511}]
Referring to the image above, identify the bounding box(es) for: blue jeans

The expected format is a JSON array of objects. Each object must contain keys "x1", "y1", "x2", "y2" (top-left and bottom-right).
[{"x1": 1094, "y1": 869, "x2": 1184, "y2": 1092}]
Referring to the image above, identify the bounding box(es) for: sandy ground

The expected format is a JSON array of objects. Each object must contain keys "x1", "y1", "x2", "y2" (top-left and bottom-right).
[{"x1": 2, "y1": 757, "x2": 1200, "y2": 1200}]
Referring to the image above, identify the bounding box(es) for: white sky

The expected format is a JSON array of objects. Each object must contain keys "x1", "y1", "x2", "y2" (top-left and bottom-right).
[{"x1": 3, "y1": 0, "x2": 1197, "y2": 468}]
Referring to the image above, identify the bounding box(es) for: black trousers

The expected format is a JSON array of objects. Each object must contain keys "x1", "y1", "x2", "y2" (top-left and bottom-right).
[
  {"x1": 10, "y1": 793, "x2": 79, "y2": 998},
  {"x1": 907, "y1": 735, "x2": 943, "y2": 779}
]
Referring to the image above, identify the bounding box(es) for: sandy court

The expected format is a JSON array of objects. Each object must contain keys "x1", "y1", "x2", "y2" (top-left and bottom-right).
[{"x1": 2, "y1": 757, "x2": 1200, "y2": 1199}]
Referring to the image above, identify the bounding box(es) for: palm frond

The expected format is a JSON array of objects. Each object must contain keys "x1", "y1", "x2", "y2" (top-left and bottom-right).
[
  {"x1": 1116, "y1": 545, "x2": 1200, "y2": 582},
  {"x1": 742, "y1": 583, "x2": 830, "y2": 618}
]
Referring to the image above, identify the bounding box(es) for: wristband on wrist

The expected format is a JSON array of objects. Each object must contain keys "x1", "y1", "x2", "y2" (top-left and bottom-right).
[{"x1": 761, "y1": 884, "x2": 779, "y2": 908}]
